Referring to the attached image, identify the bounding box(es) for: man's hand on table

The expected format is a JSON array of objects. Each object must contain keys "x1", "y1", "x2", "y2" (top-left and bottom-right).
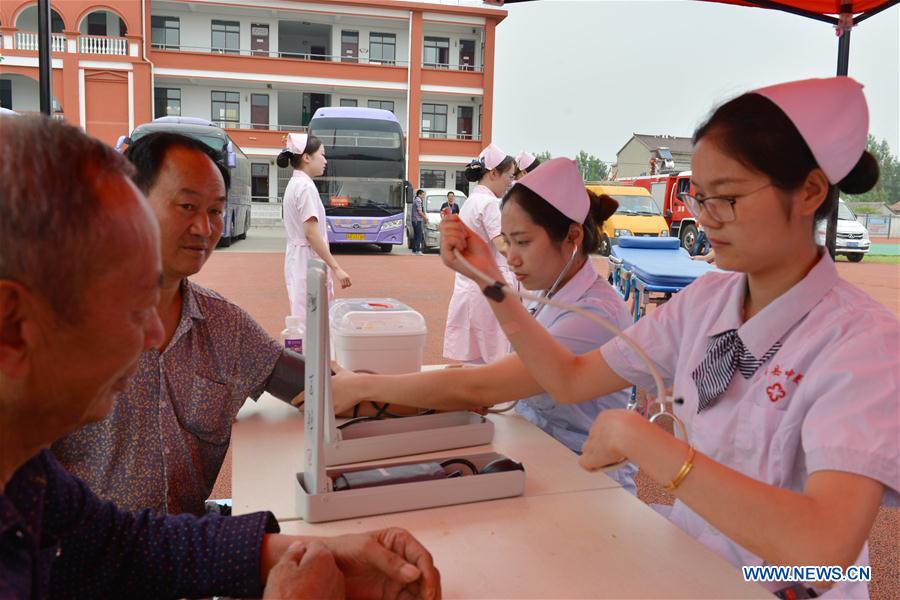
[{"x1": 263, "y1": 540, "x2": 345, "y2": 599}]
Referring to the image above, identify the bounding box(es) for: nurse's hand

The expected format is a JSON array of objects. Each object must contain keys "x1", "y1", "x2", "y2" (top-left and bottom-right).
[
  {"x1": 439, "y1": 215, "x2": 502, "y2": 283},
  {"x1": 335, "y1": 267, "x2": 352, "y2": 289},
  {"x1": 579, "y1": 410, "x2": 637, "y2": 472}
]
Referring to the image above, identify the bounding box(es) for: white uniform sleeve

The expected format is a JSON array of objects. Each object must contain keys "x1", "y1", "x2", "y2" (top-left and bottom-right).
[
  {"x1": 295, "y1": 182, "x2": 321, "y2": 224},
  {"x1": 482, "y1": 199, "x2": 502, "y2": 241},
  {"x1": 600, "y1": 279, "x2": 696, "y2": 395},
  {"x1": 800, "y1": 319, "x2": 900, "y2": 507}
]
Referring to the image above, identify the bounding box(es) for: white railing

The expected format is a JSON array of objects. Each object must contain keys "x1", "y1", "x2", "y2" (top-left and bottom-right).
[
  {"x1": 78, "y1": 35, "x2": 127, "y2": 56},
  {"x1": 14, "y1": 32, "x2": 67, "y2": 53}
]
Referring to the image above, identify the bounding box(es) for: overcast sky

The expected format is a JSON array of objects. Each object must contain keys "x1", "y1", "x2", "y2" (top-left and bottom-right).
[{"x1": 484, "y1": 0, "x2": 899, "y2": 164}]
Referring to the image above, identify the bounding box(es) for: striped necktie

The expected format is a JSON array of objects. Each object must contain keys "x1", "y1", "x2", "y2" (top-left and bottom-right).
[{"x1": 692, "y1": 329, "x2": 782, "y2": 413}]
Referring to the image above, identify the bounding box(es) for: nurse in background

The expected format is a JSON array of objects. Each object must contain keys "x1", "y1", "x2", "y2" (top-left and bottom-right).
[
  {"x1": 280, "y1": 133, "x2": 351, "y2": 336},
  {"x1": 515, "y1": 151, "x2": 541, "y2": 180},
  {"x1": 332, "y1": 159, "x2": 637, "y2": 494},
  {"x1": 443, "y1": 144, "x2": 516, "y2": 365},
  {"x1": 440, "y1": 77, "x2": 898, "y2": 598}
]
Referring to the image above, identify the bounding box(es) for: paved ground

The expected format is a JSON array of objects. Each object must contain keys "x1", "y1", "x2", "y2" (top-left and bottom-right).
[{"x1": 202, "y1": 227, "x2": 899, "y2": 599}]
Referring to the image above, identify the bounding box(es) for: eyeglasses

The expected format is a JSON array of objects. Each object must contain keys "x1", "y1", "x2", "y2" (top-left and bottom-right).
[{"x1": 677, "y1": 183, "x2": 773, "y2": 223}]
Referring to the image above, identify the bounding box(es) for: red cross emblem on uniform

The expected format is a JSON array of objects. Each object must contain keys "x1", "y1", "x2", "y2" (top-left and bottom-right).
[{"x1": 766, "y1": 383, "x2": 786, "y2": 403}]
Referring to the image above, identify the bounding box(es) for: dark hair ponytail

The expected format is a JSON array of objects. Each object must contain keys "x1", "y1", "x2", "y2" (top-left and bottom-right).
[
  {"x1": 581, "y1": 191, "x2": 617, "y2": 255},
  {"x1": 838, "y1": 151, "x2": 879, "y2": 195},
  {"x1": 465, "y1": 155, "x2": 515, "y2": 183},
  {"x1": 276, "y1": 135, "x2": 324, "y2": 170}
]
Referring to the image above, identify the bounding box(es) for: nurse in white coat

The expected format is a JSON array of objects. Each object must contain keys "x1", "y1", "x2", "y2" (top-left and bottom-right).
[
  {"x1": 280, "y1": 132, "x2": 351, "y2": 336},
  {"x1": 440, "y1": 77, "x2": 898, "y2": 598},
  {"x1": 443, "y1": 144, "x2": 516, "y2": 364}
]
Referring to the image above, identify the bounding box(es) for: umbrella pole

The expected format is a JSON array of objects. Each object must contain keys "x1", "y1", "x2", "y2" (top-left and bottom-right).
[
  {"x1": 824, "y1": 21, "x2": 852, "y2": 259},
  {"x1": 37, "y1": 0, "x2": 53, "y2": 116}
]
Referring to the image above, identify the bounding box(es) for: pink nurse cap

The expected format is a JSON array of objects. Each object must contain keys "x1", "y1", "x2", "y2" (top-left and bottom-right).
[
  {"x1": 516, "y1": 157, "x2": 591, "y2": 223},
  {"x1": 286, "y1": 132, "x2": 309, "y2": 154},
  {"x1": 516, "y1": 151, "x2": 537, "y2": 172},
  {"x1": 754, "y1": 77, "x2": 868, "y2": 184},
  {"x1": 479, "y1": 143, "x2": 508, "y2": 171}
]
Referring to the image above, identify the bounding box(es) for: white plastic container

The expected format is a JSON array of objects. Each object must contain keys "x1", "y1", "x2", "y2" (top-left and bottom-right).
[{"x1": 330, "y1": 298, "x2": 426, "y2": 374}]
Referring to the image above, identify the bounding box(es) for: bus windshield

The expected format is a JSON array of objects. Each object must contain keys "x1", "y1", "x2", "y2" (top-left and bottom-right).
[
  {"x1": 316, "y1": 178, "x2": 405, "y2": 214},
  {"x1": 612, "y1": 194, "x2": 662, "y2": 216}
]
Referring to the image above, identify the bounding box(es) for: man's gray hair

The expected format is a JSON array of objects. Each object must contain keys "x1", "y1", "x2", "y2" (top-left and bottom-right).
[{"x1": 0, "y1": 115, "x2": 137, "y2": 320}]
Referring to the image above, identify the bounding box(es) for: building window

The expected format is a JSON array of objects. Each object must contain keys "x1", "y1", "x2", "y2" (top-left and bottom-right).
[
  {"x1": 211, "y1": 90, "x2": 240, "y2": 126},
  {"x1": 369, "y1": 32, "x2": 396, "y2": 65},
  {"x1": 154, "y1": 87, "x2": 181, "y2": 118},
  {"x1": 341, "y1": 30, "x2": 359, "y2": 63},
  {"x1": 421, "y1": 103, "x2": 447, "y2": 138},
  {"x1": 151, "y1": 16, "x2": 180, "y2": 49},
  {"x1": 87, "y1": 13, "x2": 107, "y2": 36},
  {"x1": 0, "y1": 80, "x2": 11, "y2": 110},
  {"x1": 212, "y1": 20, "x2": 240, "y2": 54},
  {"x1": 340, "y1": 99, "x2": 358, "y2": 107},
  {"x1": 367, "y1": 100, "x2": 394, "y2": 114},
  {"x1": 420, "y1": 169, "x2": 446, "y2": 189},
  {"x1": 423, "y1": 37, "x2": 449, "y2": 68},
  {"x1": 251, "y1": 163, "x2": 270, "y2": 201}
]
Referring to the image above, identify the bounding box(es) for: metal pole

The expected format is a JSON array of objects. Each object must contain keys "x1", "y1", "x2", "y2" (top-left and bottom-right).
[
  {"x1": 37, "y1": 0, "x2": 53, "y2": 116},
  {"x1": 824, "y1": 19, "x2": 852, "y2": 259}
]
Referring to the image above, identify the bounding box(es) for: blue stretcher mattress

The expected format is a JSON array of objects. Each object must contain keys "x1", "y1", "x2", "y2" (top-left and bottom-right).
[{"x1": 611, "y1": 236, "x2": 715, "y2": 288}]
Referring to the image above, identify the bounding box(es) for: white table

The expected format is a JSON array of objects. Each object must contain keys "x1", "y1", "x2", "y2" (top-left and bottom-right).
[{"x1": 232, "y1": 394, "x2": 768, "y2": 599}]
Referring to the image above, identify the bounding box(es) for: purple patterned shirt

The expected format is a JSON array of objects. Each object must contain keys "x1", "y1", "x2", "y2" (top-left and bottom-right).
[
  {"x1": 0, "y1": 450, "x2": 278, "y2": 599},
  {"x1": 52, "y1": 280, "x2": 283, "y2": 516}
]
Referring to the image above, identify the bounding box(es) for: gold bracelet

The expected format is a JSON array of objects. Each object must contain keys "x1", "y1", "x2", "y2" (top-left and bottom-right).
[{"x1": 664, "y1": 445, "x2": 696, "y2": 492}]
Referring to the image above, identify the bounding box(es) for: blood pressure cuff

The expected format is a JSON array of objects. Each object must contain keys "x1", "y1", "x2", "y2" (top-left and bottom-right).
[{"x1": 265, "y1": 349, "x2": 308, "y2": 403}]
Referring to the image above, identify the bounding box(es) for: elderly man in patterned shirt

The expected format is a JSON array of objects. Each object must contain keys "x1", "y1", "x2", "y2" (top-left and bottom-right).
[
  {"x1": 0, "y1": 115, "x2": 440, "y2": 599},
  {"x1": 52, "y1": 131, "x2": 310, "y2": 516}
]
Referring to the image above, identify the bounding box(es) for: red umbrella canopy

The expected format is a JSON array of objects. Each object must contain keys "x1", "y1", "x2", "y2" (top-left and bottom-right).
[
  {"x1": 703, "y1": 0, "x2": 898, "y2": 21},
  {"x1": 708, "y1": 0, "x2": 895, "y2": 14}
]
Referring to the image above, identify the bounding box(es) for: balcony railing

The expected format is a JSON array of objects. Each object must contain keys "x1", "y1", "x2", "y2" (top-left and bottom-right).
[
  {"x1": 79, "y1": 35, "x2": 127, "y2": 56},
  {"x1": 151, "y1": 44, "x2": 409, "y2": 66},
  {"x1": 14, "y1": 32, "x2": 66, "y2": 52},
  {"x1": 216, "y1": 121, "x2": 309, "y2": 132},
  {"x1": 421, "y1": 131, "x2": 481, "y2": 141},
  {"x1": 423, "y1": 61, "x2": 483, "y2": 73}
]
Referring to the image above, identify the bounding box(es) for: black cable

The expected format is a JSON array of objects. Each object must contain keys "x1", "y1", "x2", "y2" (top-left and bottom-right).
[{"x1": 439, "y1": 458, "x2": 479, "y2": 475}]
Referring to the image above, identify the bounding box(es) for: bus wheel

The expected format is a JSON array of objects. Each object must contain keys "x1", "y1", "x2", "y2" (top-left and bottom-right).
[
  {"x1": 380, "y1": 244, "x2": 393, "y2": 253},
  {"x1": 680, "y1": 223, "x2": 698, "y2": 251},
  {"x1": 218, "y1": 235, "x2": 232, "y2": 248}
]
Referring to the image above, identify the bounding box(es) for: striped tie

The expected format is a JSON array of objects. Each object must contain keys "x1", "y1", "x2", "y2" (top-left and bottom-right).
[{"x1": 692, "y1": 329, "x2": 782, "y2": 413}]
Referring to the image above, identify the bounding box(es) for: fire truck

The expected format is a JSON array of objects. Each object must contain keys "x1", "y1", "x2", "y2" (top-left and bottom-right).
[{"x1": 616, "y1": 171, "x2": 699, "y2": 251}]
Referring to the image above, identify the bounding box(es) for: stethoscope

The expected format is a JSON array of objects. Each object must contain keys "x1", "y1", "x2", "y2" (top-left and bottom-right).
[
  {"x1": 528, "y1": 244, "x2": 581, "y2": 320},
  {"x1": 457, "y1": 248, "x2": 688, "y2": 471}
]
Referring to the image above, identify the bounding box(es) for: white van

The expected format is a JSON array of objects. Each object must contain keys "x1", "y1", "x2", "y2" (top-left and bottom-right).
[
  {"x1": 406, "y1": 188, "x2": 468, "y2": 252},
  {"x1": 815, "y1": 200, "x2": 871, "y2": 262}
]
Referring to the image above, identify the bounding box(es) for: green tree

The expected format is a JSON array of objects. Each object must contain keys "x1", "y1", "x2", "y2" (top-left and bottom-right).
[
  {"x1": 529, "y1": 151, "x2": 611, "y2": 182},
  {"x1": 855, "y1": 135, "x2": 900, "y2": 205},
  {"x1": 575, "y1": 150, "x2": 609, "y2": 182}
]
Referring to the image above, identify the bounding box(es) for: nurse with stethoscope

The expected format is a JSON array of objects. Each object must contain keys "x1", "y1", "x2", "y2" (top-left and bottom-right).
[
  {"x1": 280, "y1": 132, "x2": 351, "y2": 337},
  {"x1": 443, "y1": 143, "x2": 516, "y2": 364},
  {"x1": 440, "y1": 77, "x2": 898, "y2": 598}
]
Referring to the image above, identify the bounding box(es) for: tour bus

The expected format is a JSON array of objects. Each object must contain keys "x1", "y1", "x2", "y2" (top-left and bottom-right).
[
  {"x1": 307, "y1": 106, "x2": 410, "y2": 252},
  {"x1": 116, "y1": 117, "x2": 252, "y2": 247}
]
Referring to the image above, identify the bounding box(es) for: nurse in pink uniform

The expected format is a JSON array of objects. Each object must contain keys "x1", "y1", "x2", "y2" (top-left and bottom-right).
[
  {"x1": 280, "y1": 132, "x2": 352, "y2": 336},
  {"x1": 514, "y1": 151, "x2": 540, "y2": 180},
  {"x1": 440, "y1": 77, "x2": 898, "y2": 598},
  {"x1": 443, "y1": 143, "x2": 516, "y2": 364}
]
